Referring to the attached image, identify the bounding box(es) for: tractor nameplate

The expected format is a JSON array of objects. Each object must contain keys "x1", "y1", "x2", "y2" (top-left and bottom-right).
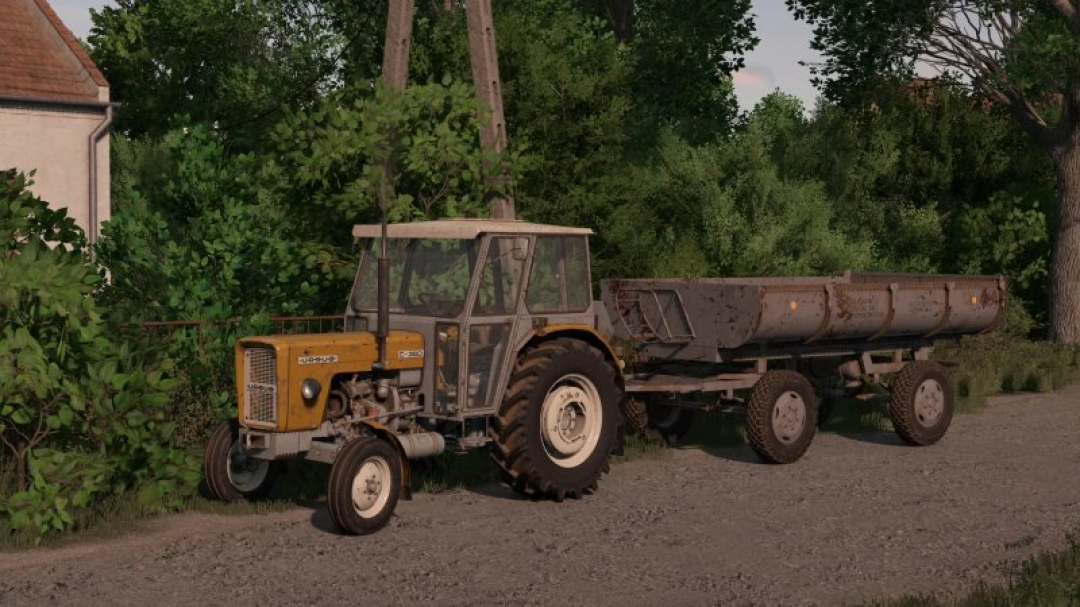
[{"x1": 298, "y1": 355, "x2": 339, "y2": 365}]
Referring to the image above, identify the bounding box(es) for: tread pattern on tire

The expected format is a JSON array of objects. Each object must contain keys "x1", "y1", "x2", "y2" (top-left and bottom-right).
[
  {"x1": 490, "y1": 338, "x2": 622, "y2": 501},
  {"x1": 745, "y1": 370, "x2": 818, "y2": 464},
  {"x1": 326, "y1": 438, "x2": 401, "y2": 536},
  {"x1": 889, "y1": 361, "x2": 954, "y2": 446}
]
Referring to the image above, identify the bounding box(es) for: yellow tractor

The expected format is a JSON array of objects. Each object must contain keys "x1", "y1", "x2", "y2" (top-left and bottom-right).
[{"x1": 204, "y1": 219, "x2": 625, "y2": 534}]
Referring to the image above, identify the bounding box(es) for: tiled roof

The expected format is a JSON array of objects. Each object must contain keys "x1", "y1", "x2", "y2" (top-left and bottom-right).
[{"x1": 0, "y1": 0, "x2": 108, "y2": 103}]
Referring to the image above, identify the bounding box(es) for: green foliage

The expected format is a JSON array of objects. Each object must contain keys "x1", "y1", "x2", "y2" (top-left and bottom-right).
[
  {"x1": 622, "y1": 0, "x2": 756, "y2": 142},
  {"x1": 273, "y1": 79, "x2": 512, "y2": 236},
  {"x1": 0, "y1": 172, "x2": 198, "y2": 540},
  {"x1": 495, "y1": 0, "x2": 636, "y2": 229},
  {"x1": 600, "y1": 116, "x2": 877, "y2": 281},
  {"x1": 935, "y1": 334, "x2": 1080, "y2": 412},
  {"x1": 88, "y1": 0, "x2": 344, "y2": 148},
  {"x1": 877, "y1": 535, "x2": 1080, "y2": 607},
  {"x1": 99, "y1": 126, "x2": 341, "y2": 321}
]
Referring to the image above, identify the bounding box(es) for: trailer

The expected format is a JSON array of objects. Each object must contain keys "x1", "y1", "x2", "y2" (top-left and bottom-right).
[
  {"x1": 203, "y1": 220, "x2": 1007, "y2": 534},
  {"x1": 602, "y1": 273, "x2": 1005, "y2": 460}
]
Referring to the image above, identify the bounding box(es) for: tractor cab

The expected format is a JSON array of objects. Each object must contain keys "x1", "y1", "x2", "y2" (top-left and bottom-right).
[{"x1": 345, "y1": 219, "x2": 598, "y2": 420}]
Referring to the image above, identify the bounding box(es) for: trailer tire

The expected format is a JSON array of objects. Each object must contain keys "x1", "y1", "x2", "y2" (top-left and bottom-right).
[
  {"x1": 645, "y1": 395, "x2": 695, "y2": 445},
  {"x1": 327, "y1": 438, "x2": 402, "y2": 535},
  {"x1": 204, "y1": 421, "x2": 279, "y2": 502},
  {"x1": 491, "y1": 338, "x2": 622, "y2": 500},
  {"x1": 889, "y1": 362, "x2": 954, "y2": 446},
  {"x1": 746, "y1": 371, "x2": 818, "y2": 464}
]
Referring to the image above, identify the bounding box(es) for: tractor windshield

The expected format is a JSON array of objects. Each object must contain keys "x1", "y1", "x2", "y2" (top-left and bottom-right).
[{"x1": 352, "y1": 238, "x2": 479, "y2": 318}]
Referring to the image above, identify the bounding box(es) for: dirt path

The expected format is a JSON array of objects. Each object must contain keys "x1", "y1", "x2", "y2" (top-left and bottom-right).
[{"x1": 3, "y1": 386, "x2": 1079, "y2": 607}]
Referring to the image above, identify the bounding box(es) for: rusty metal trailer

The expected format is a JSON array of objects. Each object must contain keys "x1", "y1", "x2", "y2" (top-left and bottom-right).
[{"x1": 601, "y1": 271, "x2": 1006, "y2": 461}]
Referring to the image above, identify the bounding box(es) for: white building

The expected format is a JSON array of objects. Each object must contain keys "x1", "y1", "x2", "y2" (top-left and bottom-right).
[{"x1": 0, "y1": 0, "x2": 111, "y2": 247}]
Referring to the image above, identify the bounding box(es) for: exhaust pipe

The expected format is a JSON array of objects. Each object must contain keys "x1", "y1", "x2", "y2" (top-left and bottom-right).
[{"x1": 377, "y1": 211, "x2": 390, "y2": 367}]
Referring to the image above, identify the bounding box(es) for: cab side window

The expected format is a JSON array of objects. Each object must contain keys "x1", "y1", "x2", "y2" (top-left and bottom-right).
[{"x1": 526, "y1": 236, "x2": 590, "y2": 313}]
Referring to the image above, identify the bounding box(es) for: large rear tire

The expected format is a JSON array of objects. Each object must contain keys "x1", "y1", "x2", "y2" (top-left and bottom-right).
[
  {"x1": 889, "y1": 362, "x2": 954, "y2": 446},
  {"x1": 746, "y1": 371, "x2": 818, "y2": 464},
  {"x1": 204, "y1": 421, "x2": 279, "y2": 502},
  {"x1": 327, "y1": 438, "x2": 402, "y2": 535},
  {"x1": 491, "y1": 338, "x2": 622, "y2": 500}
]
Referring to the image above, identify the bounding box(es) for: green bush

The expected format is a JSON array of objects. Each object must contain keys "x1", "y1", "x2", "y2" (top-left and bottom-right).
[
  {"x1": 0, "y1": 171, "x2": 199, "y2": 540},
  {"x1": 935, "y1": 334, "x2": 1080, "y2": 413}
]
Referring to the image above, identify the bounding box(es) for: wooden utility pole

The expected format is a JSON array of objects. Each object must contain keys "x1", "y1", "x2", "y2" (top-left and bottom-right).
[
  {"x1": 380, "y1": 0, "x2": 514, "y2": 220},
  {"x1": 464, "y1": 0, "x2": 514, "y2": 219},
  {"x1": 382, "y1": 0, "x2": 415, "y2": 91}
]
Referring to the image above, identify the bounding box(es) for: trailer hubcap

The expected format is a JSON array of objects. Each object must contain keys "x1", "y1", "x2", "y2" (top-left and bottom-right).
[
  {"x1": 772, "y1": 392, "x2": 807, "y2": 444},
  {"x1": 227, "y1": 441, "x2": 269, "y2": 493},
  {"x1": 541, "y1": 374, "x2": 603, "y2": 469},
  {"x1": 914, "y1": 379, "x2": 945, "y2": 426},
  {"x1": 352, "y1": 456, "x2": 392, "y2": 518}
]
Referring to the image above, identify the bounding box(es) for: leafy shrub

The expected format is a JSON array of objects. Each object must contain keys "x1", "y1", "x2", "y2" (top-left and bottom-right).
[
  {"x1": 935, "y1": 334, "x2": 1080, "y2": 412},
  {"x1": 0, "y1": 171, "x2": 199, "y2": 540}
]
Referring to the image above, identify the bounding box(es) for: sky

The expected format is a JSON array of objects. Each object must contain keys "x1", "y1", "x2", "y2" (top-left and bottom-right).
[{"x1": 54, "y1": 0, "x2": 822, "y2": 113}]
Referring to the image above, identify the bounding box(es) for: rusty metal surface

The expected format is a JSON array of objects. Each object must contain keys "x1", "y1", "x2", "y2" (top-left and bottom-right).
[{"x1": 601, "y1": 271, "x2": 1006, "y2": 354}]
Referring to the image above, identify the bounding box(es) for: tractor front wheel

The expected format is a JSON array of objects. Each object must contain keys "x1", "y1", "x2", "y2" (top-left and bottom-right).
[
  {"x1": 327, "y1": 438, "x2": 402, "y2": 535},
  {"x1": 204, "y1": 421, "x2": 279, "y2": 502}
]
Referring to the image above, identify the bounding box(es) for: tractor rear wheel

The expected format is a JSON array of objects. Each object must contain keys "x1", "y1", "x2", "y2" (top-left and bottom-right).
[
  {"x1": 746, "y1": 371, "x2": 818, "y2": 464},
  {"x1": 327, "y1": 438, "x2": 402, "y2": 535},
  {"x1": 491, "y1": 338, "x2": 622, "y2": 500},
  {"x1": 889, "y1": 362, "x2": 954, "y2": 446},
  {"x1": 204, "y1": 421, "x2": 279, "y2": 502}
]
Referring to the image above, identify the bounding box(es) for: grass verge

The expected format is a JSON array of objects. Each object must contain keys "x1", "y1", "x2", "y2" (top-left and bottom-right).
[{"x1": 870, "y1": 536, "x2": 1080, "y2": 607}]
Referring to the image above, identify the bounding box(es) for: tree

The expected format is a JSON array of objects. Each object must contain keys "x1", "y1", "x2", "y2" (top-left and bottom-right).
[
  {"x1": 581, "y1": 0, "x2": 758, "y2": 142},
  {"x1": 88, "y1": 0, "x2": 346, "y2": 148},
  {"x1": 786, "y1": 0, "x2": 1080, "y2": 342}
]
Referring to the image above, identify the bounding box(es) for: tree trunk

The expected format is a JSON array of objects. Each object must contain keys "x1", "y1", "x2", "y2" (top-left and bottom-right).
[{"x1": 1050, "y1": 140, "x2": 1080, "y2": 343}]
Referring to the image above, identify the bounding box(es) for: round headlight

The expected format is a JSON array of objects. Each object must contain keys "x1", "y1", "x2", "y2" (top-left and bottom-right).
[{"x1": 301, "y1": 378, "x2": 321, "y2": 404}]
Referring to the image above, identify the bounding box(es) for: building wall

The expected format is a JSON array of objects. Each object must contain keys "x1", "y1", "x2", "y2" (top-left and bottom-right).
[{"x1": 0, "y1": 104, "x2": 110, "y2": 241}]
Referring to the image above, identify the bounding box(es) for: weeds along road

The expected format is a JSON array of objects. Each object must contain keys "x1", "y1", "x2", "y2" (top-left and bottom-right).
[{"x1": 2, "y1": 385, "x2": 1079, "y2": 607}]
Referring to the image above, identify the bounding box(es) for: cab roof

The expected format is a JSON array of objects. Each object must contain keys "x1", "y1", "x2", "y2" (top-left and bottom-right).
[{"x1": 352, "y1": 218, "x2": 594, "y2": 240}]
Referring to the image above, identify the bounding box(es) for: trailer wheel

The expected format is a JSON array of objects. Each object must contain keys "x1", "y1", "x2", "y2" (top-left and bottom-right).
[
  {"x1": 746, "y1": 371, "x2": 818, "y2": 464},
  {"x1": 327, "y1": 438, "x2": 402, "y2": 535},
  {"x1": 889, "y1": 362, "x2": 954, "y2": 446},
  {"x1": 204, "y1": 421, "x2": 279, "y2": 502},
  {"x1": 491, "y1": 338, "x2": 622, "y2": 500},
  {"x1": 645, "y1": 395, "x2": 695, "y2": 444}
]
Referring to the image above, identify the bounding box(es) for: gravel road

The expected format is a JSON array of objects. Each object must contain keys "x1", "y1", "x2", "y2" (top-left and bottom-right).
[{"x1": 2, "y1": 385, "x2": 1079, "y2": 607}]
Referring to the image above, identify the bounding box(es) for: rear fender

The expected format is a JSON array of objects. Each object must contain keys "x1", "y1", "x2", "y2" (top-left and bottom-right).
[{"x1": 521, "y1": 324, "x2": 623, "y2": 379}]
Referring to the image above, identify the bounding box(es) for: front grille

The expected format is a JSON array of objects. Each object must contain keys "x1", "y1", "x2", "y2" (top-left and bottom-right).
[{"x1": 244, "y1": 346, "x2": 278, "y2": 426}]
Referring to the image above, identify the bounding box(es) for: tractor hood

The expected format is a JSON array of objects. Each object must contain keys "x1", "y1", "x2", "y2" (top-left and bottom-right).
[{"x1": 234, "y1": 330, "x2": 425, "y2": 432}]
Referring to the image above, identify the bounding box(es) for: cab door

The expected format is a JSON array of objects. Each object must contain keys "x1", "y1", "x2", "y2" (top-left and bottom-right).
[{"x1": 460, "y1": 235, "x2": 530, "y2": 413}]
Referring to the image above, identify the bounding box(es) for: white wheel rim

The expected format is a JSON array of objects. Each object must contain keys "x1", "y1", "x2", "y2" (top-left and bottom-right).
[
  {"x1": 914, "y1": 379, "x2": 945, "y2": 427},
  {"x1": 540, "y1": 373, "x2": 603, "y2": 469},
  {"x1": 351, "y1": 456, "x2": 392, "y2": 518},
  {"x1": 227, "y1": 441, "x2": 270, "y2": 493},
  {"x1": 771, "y1": 391, "x2": 807, "y2": 445}
]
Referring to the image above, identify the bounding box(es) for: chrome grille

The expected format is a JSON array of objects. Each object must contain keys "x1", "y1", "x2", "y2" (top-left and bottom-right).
[{"x1": 244, "y1": 346, "x2": 278, "y2": 426}]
